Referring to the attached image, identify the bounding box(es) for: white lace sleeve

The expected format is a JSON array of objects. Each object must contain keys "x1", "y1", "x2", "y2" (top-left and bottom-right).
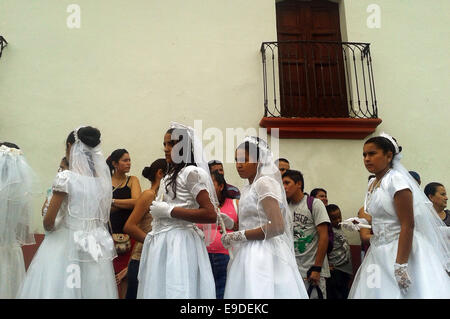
[
  {"x1": 52, "y1": 171, "x2": 70, "y2": 193},
  {"x1": 185, "y1": 167, "x2": 210, "y2": 199},
  {"x1": 254, "y1": 176, "x2": 285, "y2": 238},
  {"x1": 254, "y1": 176, "x2": 283, "y2": 203}
]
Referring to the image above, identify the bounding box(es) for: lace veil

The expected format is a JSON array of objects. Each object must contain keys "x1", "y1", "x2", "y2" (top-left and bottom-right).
[
  {"x1": 167, "y1": 122, "x2": 219, "y2": 246},
  {"x1": 241, "y1": 136, "x2": 296, "y2": 266},
  {"x1": 65, "y1": 126, "x2": 116, "y2": 262},
  {"x1": 380, "y1": 132, "x2": 450, "y2": 271},
  {"x1": 0, "y1": 145, "x2": 35, "y2": 246}
]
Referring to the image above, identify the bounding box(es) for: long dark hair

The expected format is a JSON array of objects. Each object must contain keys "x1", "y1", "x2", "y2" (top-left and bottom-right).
[
  {"x1": 211, "y1": 170, "x2": 230, "y2": 206},
  {"x1": 165, "y1": 128, "x2": 196, "y2": 199},
  {"x1": 106, "y1": 149, "x2": 128, "y2": 176}
]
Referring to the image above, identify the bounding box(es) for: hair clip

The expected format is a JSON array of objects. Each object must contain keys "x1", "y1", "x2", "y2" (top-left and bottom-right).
[{"x1": 73, "y1": 129, "x2": 80, "y2": 143}]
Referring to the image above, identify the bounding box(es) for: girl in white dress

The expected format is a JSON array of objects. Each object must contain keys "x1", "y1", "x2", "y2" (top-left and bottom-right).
[
  {"x1": 222, "y1": 136, "x2": 308, "y2": 299},
  {"x1": 347, "y1": 133, "x2": 450, "y2": 299},
  {"x1": 137, "y1": 122, "x2": 217, "y2": 299},
  {"x1": 18, "y1": 126, "x2": 118, "y2": 298},
  {"x1": 0, "y1": 142, "x2": 35, "y2": 299}
]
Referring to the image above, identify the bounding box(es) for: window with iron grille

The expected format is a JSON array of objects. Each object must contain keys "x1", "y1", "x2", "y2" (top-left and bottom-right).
[{"x1": 260, "y1": 0, "x2": 381, "y2": 139}]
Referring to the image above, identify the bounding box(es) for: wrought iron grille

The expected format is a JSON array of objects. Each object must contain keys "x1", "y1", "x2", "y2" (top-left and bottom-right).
[
  {"x1": 261, "y1": 40, "x2": 378, "y2": 119},
  {"x1": 0, "y1": 36, "x2": 7, "y2": 58}
]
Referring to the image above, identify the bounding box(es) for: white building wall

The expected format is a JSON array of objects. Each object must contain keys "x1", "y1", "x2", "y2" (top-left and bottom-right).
[{"x1": 0, "y1": 0, "x2": 448, "y2": 243}]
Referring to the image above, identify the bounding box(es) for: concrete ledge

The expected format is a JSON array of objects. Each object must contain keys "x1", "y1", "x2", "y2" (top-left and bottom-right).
[{"x1": 260, "y1": 117, "x2": 382, "y2": 139}]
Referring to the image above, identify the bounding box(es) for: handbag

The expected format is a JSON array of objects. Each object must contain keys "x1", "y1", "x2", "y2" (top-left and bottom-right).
[
  {"x1": 109, "y1": 219, "x2": 131, "y2": 255},
  {"x1": 111, "y1": 232, "x2": 131, "y2": 255},
  {"x1": 109, "y1": 205, "x2": 131, "y2": 255}
]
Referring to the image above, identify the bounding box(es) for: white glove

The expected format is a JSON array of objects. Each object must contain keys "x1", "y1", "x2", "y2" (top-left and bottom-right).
[
  {"x1": 221, "y1": 230, "x2": 247, "y2": 249},
  {"x1": 394, "y1": 263, "x2": 412, "y2": 294},
  {"x1": 219, "y1": 213, "x2": 235, "y2": 230},
  {"x1": 149, "y1": 201, "x2": 175, "y2": 219},
  {"x1": 340, "y1": 217, "x2": 371, "y2": 231}
]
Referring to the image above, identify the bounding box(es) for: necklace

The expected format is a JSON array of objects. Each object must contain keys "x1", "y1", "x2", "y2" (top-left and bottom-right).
[
  {"x1": 365, "y1": 169, "x2": 391, "y2": 210},
  {"x1": 112, "y1": 176, "x2": 127, "y2": 191}
]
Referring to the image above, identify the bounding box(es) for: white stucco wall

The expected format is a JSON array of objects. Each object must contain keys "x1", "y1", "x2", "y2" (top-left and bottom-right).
[{"x1": 1, "y1": 0, "x2": 448, "y2": 243}]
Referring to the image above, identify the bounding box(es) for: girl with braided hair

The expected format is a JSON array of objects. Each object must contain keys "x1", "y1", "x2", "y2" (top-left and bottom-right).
[{"x1": 137, "y1": 123, "x2": 217, "y2": 299}]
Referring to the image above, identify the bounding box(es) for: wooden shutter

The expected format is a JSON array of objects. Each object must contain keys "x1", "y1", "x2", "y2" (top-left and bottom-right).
[{"x1": 276, "y1": 0, "x2": 348, "y2": 117}]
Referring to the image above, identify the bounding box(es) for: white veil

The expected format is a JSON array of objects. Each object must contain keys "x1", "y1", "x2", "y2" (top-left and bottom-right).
[
  {"x1": 380, "y1": 132, "x2": 450, "y2": 272},
  {"x1": 66, "y1": 127, "x2": 116, "y2": 262},
  {"x1": 0, "y1": 145, "x2": 35, "y2": 246},
  {"x1": 167, "y1": 122, "x2": 219, "y2": 246},
  {"x1": 241, "y1": 136, "x2": 296, "y2": 266}
]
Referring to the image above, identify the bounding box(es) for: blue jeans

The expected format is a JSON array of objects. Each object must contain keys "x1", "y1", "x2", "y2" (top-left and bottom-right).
[{"x1": 208, "y1": 253, "x2": 230, "y2": 299}]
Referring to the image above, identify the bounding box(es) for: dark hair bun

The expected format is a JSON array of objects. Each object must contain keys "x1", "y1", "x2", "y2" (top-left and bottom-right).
[
  {"x1": 78, "y1": 126, "x2": 101, "y2": 148},
  {"x1": 142, "y1": 166, "x2": 152, "y2": 180},
  {"x1": 142, "y1": 158, "x2": 167, "y2": 183}
]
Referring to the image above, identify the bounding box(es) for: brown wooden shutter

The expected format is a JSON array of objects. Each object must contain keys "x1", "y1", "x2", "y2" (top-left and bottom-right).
[{"x1": 276, "y1": 0, "x2": 348, "y2": 117}]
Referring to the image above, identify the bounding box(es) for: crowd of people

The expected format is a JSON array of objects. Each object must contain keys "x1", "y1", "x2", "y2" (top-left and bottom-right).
[{"x1": 0, "y1": 124, "x2": 449, "y2": 299}]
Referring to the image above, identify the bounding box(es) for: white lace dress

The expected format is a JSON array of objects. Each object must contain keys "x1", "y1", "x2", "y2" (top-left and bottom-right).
[
  {"x1": 349, "y1": 170, "x2": 450, "y2": 299},
  {"x1": 0, "y1": 241, "x2": 26, "y2": 299},
  {"x1": 17, "y1": 171, "x2": 117, "y2": 299},
  {"x1": 224, "y1": 177, "x2": 308, "y2": 299},
  {"x1": 137, "y1": 166, "x2": 215, "y2": 299}
]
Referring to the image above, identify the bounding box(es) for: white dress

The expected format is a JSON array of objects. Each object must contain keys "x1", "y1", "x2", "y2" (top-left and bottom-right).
[
  {"x1": 0, "y1": 195, "x2": 32, "y2": 299},
  {"x1": 0, "y1": 244, "x2": 26, "y2": 299},
  {"x1": 349, "y1": 170, "x2": 450, "y2": 299},
  {"x1": 0, "y1": 146, "x2": 35, "y2": 299},
  {"x1": 17, "y1": 171, "x2": 117, "y2": 299},
  {"x1": 224, "y1": 177, "x2": 308, "y2": 299},
  {"x1": 137, "y1": 166, "x2": 216, "y2": 299}
]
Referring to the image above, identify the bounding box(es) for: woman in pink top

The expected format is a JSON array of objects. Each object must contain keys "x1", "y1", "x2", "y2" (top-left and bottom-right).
[{"x1": 208, "y1": 171, "x2": 239, "y2": 299}]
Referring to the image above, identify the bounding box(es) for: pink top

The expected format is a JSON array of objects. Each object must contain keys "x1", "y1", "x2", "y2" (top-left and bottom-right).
[{"x1": 207, "y1": 198, "x2": 239, "y2": 255}]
